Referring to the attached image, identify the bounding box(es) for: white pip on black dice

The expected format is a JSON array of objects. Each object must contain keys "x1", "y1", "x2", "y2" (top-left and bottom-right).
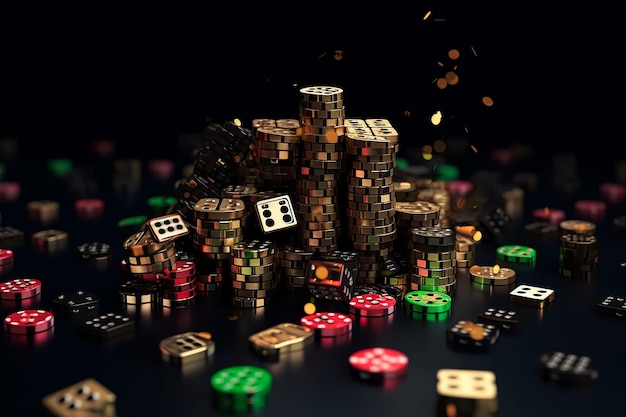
[{"x1": 538, "y1": 351, "x2": 599, "y2": 385}]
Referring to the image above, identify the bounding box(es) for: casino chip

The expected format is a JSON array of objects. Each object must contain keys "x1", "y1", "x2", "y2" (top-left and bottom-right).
[
  {"x1": 0, "y1": 278, "x2": 42, "y2": 300},
  {"x1": 211, "y1": 365, "x2": 272, "y2": 413},
  {"x1": 300, "y1": 312, "x2": 353, "y2": 337},
  {"x1": 349, "y1": 347, "x2": 408, "y2": 384},
  {"x1": 404, "y1": 290, "x2": 452, "y2": 314},
  {"x1": 4, "y1": 309, "x2": 54, "y2": 334},
  {"x1": 348, "y1": 293, "x2": 396, "y2": 317}
]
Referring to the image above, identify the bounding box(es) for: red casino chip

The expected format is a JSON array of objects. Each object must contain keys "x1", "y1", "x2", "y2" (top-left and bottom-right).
[
  {"x1": 444, "y1": 179, "x2": 473, "y2": 197},
  {"x1": 300, "y1": 312, "x2": 353, "y2": 337},
  {"x1": 574, "y1": 200, "x2": 606, "y2": 222},
  {"x1": 348, "y1": 293, "x2": 396, "y2": 317},
  {"x1": 0, "y1": 278, "x2": 42, "y2": 300},
  {"x1": 0, "y1": 181, "x2": 21, "y2": 203},
  {"x1": 74, "y1": 198, "x2": 105, "y2": 220},
  {"x1": 148, "y1": 159, "x2": 175, "y2": 182},
  {"x1": 349, "y1": 347, "x2": 408, "y2": 384},
  {"x1": 163, "y1": 260, "x2": 196, "y2": 279},
  {"x1": 599, "y1": 182, "x2": 626, "y2": 205},
  {"x1": 0, "y1": 248, "x2": 14, "y2": 265},
  {"x1": 4, "y1": 309, "x2": 55, "y2": 334}
]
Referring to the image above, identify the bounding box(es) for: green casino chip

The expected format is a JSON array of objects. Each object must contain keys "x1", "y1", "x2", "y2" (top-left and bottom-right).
[
  {"x1": 496, "y1": 245, "x2": 536, "y2": 264},
  {"x1": 211, "y1": 365, "x2": 272, "y2": 413},
  {"x1": 404, "y1": 290, "x2": 452, "y2": 314}
]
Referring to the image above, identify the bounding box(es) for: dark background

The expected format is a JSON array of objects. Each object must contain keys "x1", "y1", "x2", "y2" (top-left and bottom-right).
[
  {"x1": 1, "y1": 2, "x2": 624, "y2": 164},
  {"x1": 1, "y1": 3, "x2": 626, "y2": 417}
]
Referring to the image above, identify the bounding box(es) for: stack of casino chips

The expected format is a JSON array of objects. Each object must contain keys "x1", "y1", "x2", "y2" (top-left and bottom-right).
[
  {"x1": 120, "y1": 230, "x2": 181, "y2": 306},
  {"x1": 174, "y1": 120, "x2": 254, "y2": 227},
  {"x1": 344, "y1": 131, "x2": 398, "y2": 284},
  {"x1": 276, "y1": 244, "x2": 314, "y2": 292},
  {"x1": 455, "y1": 234, "x2": 477, "y2": 268},
  {"x1": 408, "y1": 226, "x2": 457, "y2": 294},
  {"x1": 294, "y1": 86, "x2": 346, "y2": 253},
  {"x1": 192, "y1": 197, "x2": 247, "y2": 292},
  {"x1": 229, "y1": 240, "x2": 277, "y2": 308},
  {"x1": 221, "y1": 184, "x2": 258, "y2": 238},
  {"x1": 252, "y1": 122, "x2": 300, "y2": 191},
  {"x1": 417, "y1": 187, "x2": 451, "y2": 227},
  {"x1": 394, "y1": 200, "x2": 441, "y2": 258},
  {"x1": 379, "y1": 249, "x2": 410, "y2": 294},
  {"x1": 158, "y1": 259, "x2": 197, "y2": 307},
  {"x1": 558, "y1": 233, "x2": 599, "y2": 280}
]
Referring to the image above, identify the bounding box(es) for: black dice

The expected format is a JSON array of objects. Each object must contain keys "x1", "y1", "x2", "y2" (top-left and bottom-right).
[
  {"x1": 446, "y1": 320, "x2": 500, "y2": 353},
  {"x1": 538, "y1": 351, "x2": 599, "y2": 385}
]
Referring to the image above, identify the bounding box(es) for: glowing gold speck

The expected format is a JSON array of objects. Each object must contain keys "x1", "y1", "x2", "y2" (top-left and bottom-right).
[
  {"x1": 492, "y1": 264, "x2": 501, "y2": 274},
  {"x1": 436, "y1": 78, "x2": 448, "y2": 89},
  {"x1": 423, "y1": 10, "x2": 432, "y2": 20},
  {"x1": 472, "y1": 230, "x2": 482, "y2": 242},
  {"x1": 233, "y1": 118, "x2": 242, "y2": 126},
  {"x1": 422, "y1": 152, "x2": 433, "y2": 161},
  {"x1": 431, "y1": 110, "x2": 443, "y2": 126},
  {"x1": 422, "y1": 144, "x2": 433, "y2": 154},
  {"x1": 482, "y1": 96, "x2": 494, "y2": 107},
  {"x1": 334, "y1": 50, "x2": 344, "y2": 61},
  {"x1": 433, "y1": 140, "x2": 446, "y2": 153},
  {"x1": 448, "y1": 49, "x2": 460, "y2": 60},
  {"x1": 304, "y1": 302, "x2": 316, "y2": 315},
  {"x1": 471, "y1": 145, "x2": 478, "y2": 153},
  {"x1": 404, "y1": 110, "x2": 411, "y2": 117}
]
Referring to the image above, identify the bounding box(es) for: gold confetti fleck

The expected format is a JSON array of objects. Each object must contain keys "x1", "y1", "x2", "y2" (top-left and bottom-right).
[
  {"x1": 318, "y1": 51, "x2": 328, "y2": 59},
  {"x1": 403, "y1": 110, "x2": 411, "y2": 117},
  {"x1": 304, "y1": 302, "x2": 316, "y2": 315},
  {"x1": 233, "y1": 118, "x2": 242, "y2": 126},
  {"x1": 482, "y1": 96, "x2": 494, "y2": 107},
  {"x1": 423, "y1": 10, "x2": 432, "y2": 20},
  {"x1": 436, "y1": 78, "x2": 448, "y2": 89},
  {"x1": 492, "y1": 264, "x2": 501, "y2": 274},
  {"x1": 470, "y1": 144, "x2": 478, "y2": 153},
  {"x1": 422, "y1": 144, "x2": 433, "y2": 154},
  {"x1": 445, "y1": 71, "x2": 459, "y2": 85},
  {"x1": 448, "y1": 49, "x2": 460, "y2": 60},
  {"x1": 422, "y1": 152, "x2": 433, "y2": 161},
  {"x1": 334, "y1": 50, "x2": 344, "y2": 61},
  {"x1": 472, "y1": 230, "x2": 483, "y2": 242},
  {"x1": 433, "y1": 140, "x2": 446, "y2": 153},
  {"x1": 431, "y1": 110, "x2": 443, "y2": 126}
]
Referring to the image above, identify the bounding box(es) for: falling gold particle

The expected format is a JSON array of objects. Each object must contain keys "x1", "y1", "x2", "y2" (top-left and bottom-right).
[
  {"x1": 482, "y1": 96, "x2": 494, "y2": 107},
  {"x1": 437, "y1": 61, "x2": 444, "y2": 67},
  {"x1": 404, "y1": 110, "x2": 411, "y2": 117},
  {"x1": 423, "y1": 10, "x2": 432, "y2": 20},
  {"x1": 334, "y1": 50, "x2": 344, "y2": 61},
  {"x1": 318, "y1": 51, "x2": 328, "y2": 59},
  {"x1": 431, "y1": 110, "x2": 443, "y2": 126},
  {"x1": 436, "y1": 78, "x2": 448, "y2": 89},
  {"x1": 433, "y1": 140, "x2": 446, "y2": 153},
  {"x1": 457, "y1": 198, "x2": 465, "y2": 209},
  {"x1": 492, "y1": 264, "x2": 501, "y2": 274},
  {"x1": 233, "y1": 118, "x2": 242, "y2": 126},
  {"x1": 470, "y1": 144, "x2": 478, "y2": 153},
  {"x1": 227, "y1": 314, "x2": 238, "y2": 321},
  {"x1": 304, "y1": 302, "x2": 316, "y2": 315},
  {"x1": 446, "y1": 403, "x2": 457, "y2": 417},
  {"x1": 448, "y1": 49, "x2": 460, "y2": 60},
  {"x1": 422, "y1": 144, "x2": 433, "y2": 154},
  {"x1": 472, "y1": 230, "x2": 483, "y2": 242},
  {"x1": 422, "y1": 152, "x2": 433, "y2": 161},
  {"x1": 445, "y1": 71, "x2": 459, "y2": 85}
]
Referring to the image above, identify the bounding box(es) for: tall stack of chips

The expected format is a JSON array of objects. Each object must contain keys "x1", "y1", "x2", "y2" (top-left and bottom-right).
[
  {"x1": 394, "y1": 200, "x2": 441, "y2": 259},
  {"x1": 276, "y1": 244, "x2": 314, "y2": 292},
  {"x1": 345, "y1": 131, "x2": 397, "y2": 284},
  {"x1": 295, "y1": 86, "x2": 346, "y2": 253},
  {"x1": 252, "y1": 120, "x2": 300, "y2": 191}
]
